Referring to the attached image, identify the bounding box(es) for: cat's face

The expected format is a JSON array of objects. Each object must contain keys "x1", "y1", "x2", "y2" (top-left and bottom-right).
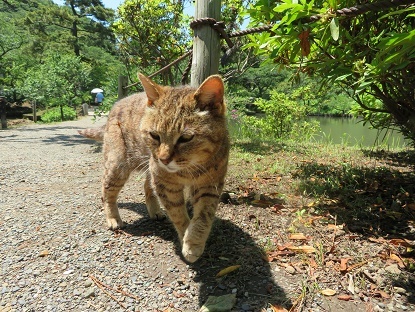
[{"x1": 138, "y1": 74, "x2": 227, "y2": 174}]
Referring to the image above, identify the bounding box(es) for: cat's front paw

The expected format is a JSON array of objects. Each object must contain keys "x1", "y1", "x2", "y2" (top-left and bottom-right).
[
  {"x1": 106, "y1": 217, "x2": 124, "y2": 230},
  {"x1": 149, "y1": 210, "x2": 166, "y2": 221},
  {"x1": 182, "y1": 242, "x2": 205, "y2": 263}
]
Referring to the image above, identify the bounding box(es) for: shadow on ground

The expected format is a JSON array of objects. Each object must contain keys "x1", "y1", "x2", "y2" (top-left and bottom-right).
[
  {"x1": 119, "y1": 202, "x2": 293, "y2": 311},
  {"x1": 1, "y1": 125, "x2": 104, "y2": 149},
  {"x1": 294, "y1": 161, "x2": 415, "y2": 239}
]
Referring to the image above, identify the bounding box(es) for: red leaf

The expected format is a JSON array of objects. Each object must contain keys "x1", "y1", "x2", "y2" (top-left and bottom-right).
[
  {"x1": 337, "y1": 294, "x2": 352, "y2": 301},
  {"x1": 298, "y1": 29, "x2": 311, "y2": 56}
]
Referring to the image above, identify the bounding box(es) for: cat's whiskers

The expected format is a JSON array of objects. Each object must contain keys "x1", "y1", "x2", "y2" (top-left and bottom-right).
[{"x1": 189, "y1": 162, "x2": 216, "y2": 184}]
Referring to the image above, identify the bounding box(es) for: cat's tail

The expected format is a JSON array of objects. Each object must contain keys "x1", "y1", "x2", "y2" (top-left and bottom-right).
[{"x1": 78, "y1": 125, "x2": 105, "y2": 141}]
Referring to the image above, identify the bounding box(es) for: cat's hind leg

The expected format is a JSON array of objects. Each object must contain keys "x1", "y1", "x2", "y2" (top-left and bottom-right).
[{"x1": 144, "y1": 175, "x2": 165, "y2": 220}]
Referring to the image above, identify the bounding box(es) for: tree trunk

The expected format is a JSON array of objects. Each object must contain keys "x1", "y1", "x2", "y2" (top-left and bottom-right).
[
  {"x1": 1, "y1": 113, "x2": 7, "y2": 129},
  {"x1": 60, "y1": 104, "x2": 64, "y2": 121},
  {"x1": 190, "y1": 0, "x2": 221, "y2": 87}
]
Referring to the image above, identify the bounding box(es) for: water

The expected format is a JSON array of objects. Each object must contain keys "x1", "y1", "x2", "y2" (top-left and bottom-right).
[{"x1": 310, "y1": 116, "x2": 410, "y2": 148}]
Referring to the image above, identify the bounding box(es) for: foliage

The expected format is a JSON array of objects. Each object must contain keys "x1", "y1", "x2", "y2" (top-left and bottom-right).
[
  {"x1": 230, "y1": 89, "x2": 320, "y2": 142},
  {"x1": 22, "y1": 53, "x2": 91, "y2": 110},
  {"x1": 41, "y1": 105, "x2": 77, "y2": 123},
  {"x1": 24, "y1": 0, "x2": 116, "y2": 57},
  {"x1": 246, "y1": 0, "x2": 415, "y2": 143},
  {"x1": 113, "y1": 0, "x2": 189, "y2": 85},
  {"x1": 0, "y1": 0, "x2": 123, "y2": 109}
]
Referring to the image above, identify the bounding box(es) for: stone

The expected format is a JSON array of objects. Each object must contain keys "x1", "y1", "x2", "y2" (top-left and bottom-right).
[
  {"x1": 384, "y1": 264, "x2": 401, "y2": 275},
  {"x1": 285, "y1": 266, "x2": 296, "y2": 275}
]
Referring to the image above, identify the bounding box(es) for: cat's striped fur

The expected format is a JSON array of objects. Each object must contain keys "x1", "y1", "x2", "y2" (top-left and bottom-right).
[{"x1": 78, "y1": 74, "x2": 229, "y2": 263}]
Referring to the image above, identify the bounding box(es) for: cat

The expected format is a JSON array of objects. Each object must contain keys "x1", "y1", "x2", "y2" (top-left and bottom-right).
[{"x1": 78, "y1": 73, "x2": 229, "y2": 263}]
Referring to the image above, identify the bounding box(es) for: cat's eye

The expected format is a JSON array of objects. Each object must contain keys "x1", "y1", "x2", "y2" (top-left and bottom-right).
[
  {"x1": 177, "y1": 133, "x2": 194, "y2": 144},
  {"x1": 149, "y1": 132, "x2": 160, "y2": 141}
]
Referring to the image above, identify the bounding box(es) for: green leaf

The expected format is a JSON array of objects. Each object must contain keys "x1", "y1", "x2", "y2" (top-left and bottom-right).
[
  {"x1": 199, "y1": 294, "x2": 237, "y2": 312},
  {"x1": 330, "y1": 17, "x2": 339, "y2": 41}
]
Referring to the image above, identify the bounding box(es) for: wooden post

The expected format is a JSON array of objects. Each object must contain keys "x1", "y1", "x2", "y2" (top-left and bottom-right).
[
  {"x1": 0, "y1": 96, "x2": 7, "y2": 129},
  {"x1": 191, "y1": 0, "x2": 221, "y2": 87},
  {"x1": 33, "y1": 100, "x2": 37, "y2": 123},
  {"x1": 118, "y1": 75, "x2": 129, "y2": 100}
]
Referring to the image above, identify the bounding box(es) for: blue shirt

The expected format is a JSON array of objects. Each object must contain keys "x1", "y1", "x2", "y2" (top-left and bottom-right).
[{"x1": 95, "y1": 92, "x2": 104, "y2": 103}]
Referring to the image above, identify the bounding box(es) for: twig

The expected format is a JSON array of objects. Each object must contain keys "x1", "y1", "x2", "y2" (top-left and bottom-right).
[
  {"x1": 289, "y1": 293, "x2": 305, "y2": 312},
  {"x1": 90, "y1": 275, "x2": 126, "y2": 309},
  {"x1": 90, "y1": 275, "x2": 141, "y2": 300}
]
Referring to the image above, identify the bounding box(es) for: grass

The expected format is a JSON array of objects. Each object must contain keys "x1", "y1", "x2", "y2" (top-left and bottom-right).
[{"x1": 228, "y1": 133, "x2": 415, "y2": 238}]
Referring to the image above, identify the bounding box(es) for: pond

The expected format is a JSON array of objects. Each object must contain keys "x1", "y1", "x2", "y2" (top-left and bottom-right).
[{"x1": 310, "y1": 116, "x2": 410, "y2": 148}]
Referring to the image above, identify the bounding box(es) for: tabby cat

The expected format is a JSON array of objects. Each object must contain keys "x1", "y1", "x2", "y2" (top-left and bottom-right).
[{"x1": 79, "y1": 74, "x2": 229, "y2": 263}]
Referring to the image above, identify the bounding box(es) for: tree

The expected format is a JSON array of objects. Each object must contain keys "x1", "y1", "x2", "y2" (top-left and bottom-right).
[
  {"x1": 112, "y1": 0, "x2": 189, "y2": 85},
  {"x1": 25, "y1": 0, "x2": 116, "y2": 57},
  {"x1": 23, "y1": 53, "x2": 91, "y2": 119},
  {"x1": 246, "y1": 0, "x2": 415, "y2": 143}
]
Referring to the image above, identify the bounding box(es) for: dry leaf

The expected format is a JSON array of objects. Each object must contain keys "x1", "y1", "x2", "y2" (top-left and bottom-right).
[
  {"x1": 373, "y1": 290, "x2": 390, "y2": 299},
  {"x1": 321, "y1": 288, "x2": 336, "y2": 296},
  {"x1": 271, "y1": 204, "x2": 285, "y2": 213},
  {"x1": 287, "y1": 245, "x2": 316, "y2": 254},
  {"x1": 390, "y1": 253, "x2": 405, "y2": 268},
  {"x1": 340, "y1": 258, "x2": 352, "y2": 273},
  {"x1": 347, "y1": 274, "x2": 355, "y2": 294},
  {"x1": 267, "y1": 250, "x2": 295, "y2": 261},
  {"x1": 289, "y1": 233, "x2": 307, "y2": 240},
  {"x1": 337, "y1": 294, "x2": 352, "y2": 301},
  {"x1": 327, "y1": 224, "x2": 338, "y2": 230},
  {"x1": 216, "y1": 265, "x2": 241, "y2": 278},
  {"x1": 389, "y1": 238, "x2": 413, "y2": 247},
  {"x1": 251, "y1": 199, "x2": 273, "y2": 207},
  {"x1": 270, "y1": 304, "x2": 289, "y2": 312},
  {"x1": 39, "y1": 250, "x2": 50, "y2": 257}
]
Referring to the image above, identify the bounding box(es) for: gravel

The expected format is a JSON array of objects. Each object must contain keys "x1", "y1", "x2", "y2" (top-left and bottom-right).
[{"x1": 1, "y1": 116, "x2": 413, "y2": 312}]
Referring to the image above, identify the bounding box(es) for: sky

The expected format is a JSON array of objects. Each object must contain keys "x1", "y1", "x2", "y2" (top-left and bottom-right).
[
  {"x1": 52, "y1": 0, "x2": 194, "y2": 14},
  {"x1": 52, "y1": 0, "x2": 124, "y2": 10}
]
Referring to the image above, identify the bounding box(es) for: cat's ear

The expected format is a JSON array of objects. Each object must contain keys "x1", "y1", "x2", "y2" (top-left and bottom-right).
[
  {"x1": 194, "y1": 75, "x2": 225, "y2": 116},
  {"x1": 138, "y1": 73, "x2": 162, "y2": 106}
]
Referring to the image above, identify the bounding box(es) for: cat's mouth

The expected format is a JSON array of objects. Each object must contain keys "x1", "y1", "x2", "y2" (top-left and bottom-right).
[{"x1": 157, "y1": 159, "x2": 181, "y2": 173}]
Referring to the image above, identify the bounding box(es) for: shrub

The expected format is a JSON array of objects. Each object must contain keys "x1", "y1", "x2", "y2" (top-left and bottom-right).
[
  {"x1": 41, "y1": 106, "x2": 77, "y2": 123},
  {"x1": 234, "y1": 90, "x2": 320, "y2": 142}
]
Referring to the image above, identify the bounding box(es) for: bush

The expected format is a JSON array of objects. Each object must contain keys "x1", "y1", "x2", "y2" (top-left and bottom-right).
[
  {"x1": 41, "y1": 106, "x2": 77, "y2": 123},
  {"x1": 235, "y1": 90, "x2": 320, "y2": 142}
]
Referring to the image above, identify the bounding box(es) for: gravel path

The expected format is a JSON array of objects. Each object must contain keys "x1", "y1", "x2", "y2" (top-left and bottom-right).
[
  {"x1": 0, "y1": 117, "x2": 278, "y2": 312},
  {"x1": 1, "y1": 117, "x2": 401, "y2": 312}
]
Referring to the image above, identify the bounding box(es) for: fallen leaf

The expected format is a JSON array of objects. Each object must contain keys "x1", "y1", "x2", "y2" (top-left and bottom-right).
[
  {"x1": 337, "y1": 294, "x2": 352, "y2": 301},
  {"x1": 199, "y1": 294, "x2": 236, "y2": 312},
  {"x1": 271, "y1": 204, "x2": 285, "y2": 213},
  {"x1": 266, "y1": 250, "x2": 295, "y2": 261},
  {"x1": 216, "y1": 265, "x2": 241, "y2": 278},
  {"x1": 278, "y1": 242, "x2": 293, "y2": 251},
  {"x1": 347, "y1": 273, "x2": 355, "y2": 294},
  {"x1": 327, "y1": 224, "x2": 338, "y2": 230},
  {"x1": 39, "y1": 250, "x2": 50, "y2": 257},
  {"x1": 289, "y1": 233, "x2": 307, "y2": 240},
  {"x1": 251, "y1": 199, "x2": 275, "y2": 207},
  {"x1": 389, "y1": 238, "x2": 413, "y2": 247},
  {"x1": 340, "y1": 258, "x2": 352, "y2": 273},
  {"x1": 287, "y1": 245, "x2": 316, "y2": 254},
  {"x1": 390, "y1": 253, "x2": 405, "y2": 268},
  {"x1": 321, "y1": 288, "x2": 336, "y2": 296},
  {"x1": 270, "y1": 304, "x2": 289, "y2": 312},
  {"x1": 373, "y1": 290, "x2": 390, "y2": 299}
]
